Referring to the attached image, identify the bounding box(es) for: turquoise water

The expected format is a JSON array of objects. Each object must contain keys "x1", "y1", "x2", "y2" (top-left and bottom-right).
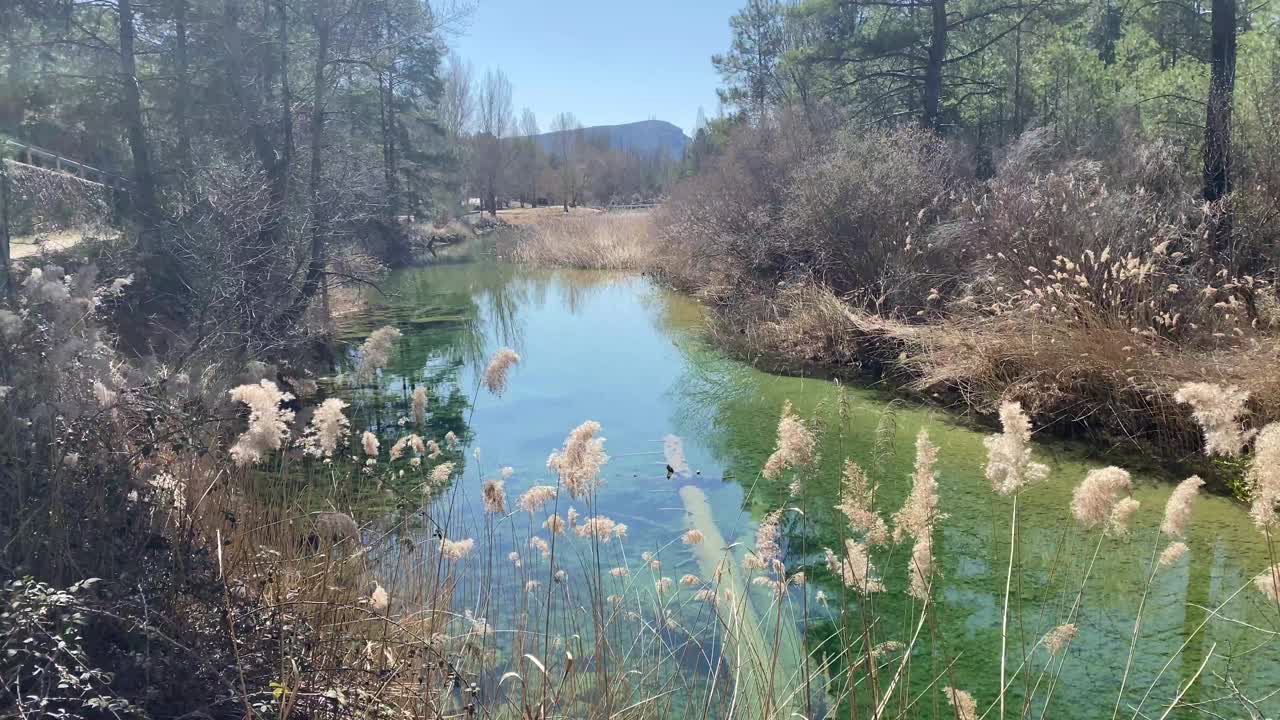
[{"x1": 338, "y1": 259, "x2": 1280, "y2": 718}]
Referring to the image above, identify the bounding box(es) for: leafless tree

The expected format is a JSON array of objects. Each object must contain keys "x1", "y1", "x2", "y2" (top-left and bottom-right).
[
  {"x1": 474, "y1": 68, "x2": 513, "y2": 215},
  {"x1": 550, "y1": 112, "x2": 581, "y2": 212}
]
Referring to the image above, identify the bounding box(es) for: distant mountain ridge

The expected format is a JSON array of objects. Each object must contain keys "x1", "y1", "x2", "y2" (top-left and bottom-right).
[{"x1": 531, "y1": 119, "x2": 690, "y2": 160}]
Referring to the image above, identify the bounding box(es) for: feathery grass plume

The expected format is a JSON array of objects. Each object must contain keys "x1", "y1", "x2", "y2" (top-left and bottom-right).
[
  {"x1": 355, "y1": 326, "x2": 401, "y2": 381},
  {"x1": 370, "y1": 584, "x2": 389, "y2": 613},
  {"x1": 444, "y1": 430, "x2": 459, "y2": 450},
  {"x1": 390, "y1": 436, "x2": 408, "y2": 461},
  {"x1": 412, "y1": 386, "x2": 428, "y2": 425},
  {"x1": 500, "y1": 466, "x2": 514, "y2": 478},
  {"x1": 743, "y1": 509, "x2": 783, "y2": 570},
  {"x1": 944, "y1": 687, "x2": 978, "y2": 720},
  {"x1": 1042, "y1": 623, "x2": 1078, "y2": 655},
  {"x1": 908, "y1": 535, "x2": 934, "y2": 599},
  {"x1": 663, "y1": 434, "x2": 690, "y2": 476},
  {"x1": 482, "y1": 479, "x2": 506, "y2": 514},
  {"x1": 426, "y1": 439, "x2": 442, "y2": 459},
  {"x1": 93, "y1": 380, "x2": 117, "y2": 408},
  {"x1": 815, "y1": 590, "x2": 828, "y2": 607},
  {"x1": 440, "y1": 538, "x2": 475, "y2": 560},
  {"x1": 824, "y1": 539, "x2": 885, "y2": 594},
  {"x1": 574, "y1": 515, "x2": 620, "y2": 541},
  {"x1": 1248, "y1": 424, "x2": 1280, "y2": 529},
  {"x1": 609, "y1": 567, "x2": 630, "y2": 577},
  {"x1": 566, "y1": 506, "x2": 580, "y2": 527},
  {"x1": 762, "y1": 400, "x2": 817, "y2": 480},
  {"x1": 547, "y1": 420, "x2": 608, "y2": 499},
  {"x1": 681, "y1": 529, "x2": 704, "y2": 545},
  {"x1": 1071, "y1": 466, "x2": 1134, "y2": 531},
  {"x1": 1161, "y1": 476, "x2": 1203, "y2": 539},
  {"x1": 528, "y1": 536, "x2": 550, "y2": 558},
  {"x1": 482, "y1": 347, "x2": 520, "y2": 396},
  {"x1": 518, "y1": 484, "x2": 558, "y2": 513},
  {"x1": 869, "y1": 641, "x2": 904, "y2": 660},
  {"x1": 694, "y1": 589, "x2": 717, "y2": 603},
  {"x1": 1174, "y1": 382, "x2": 1253, "y2": 456},
  {"x1": 1158, "y1": 542, "x2": 1189, "y2": 567},
  {"x1": 429, "y1": 462, "x2": 454, "y2": 487},
  {"x1": 790, "y1": 571, "x2": 805, "y2": 586},
  {"x1": 1105, "y1": 497, "x2": 1141, "y2": 538},
  {"x1": 1256, "y1": 565, "x2": 1280, "y2": 603},
  {"x1": 680, "y1": 574, "x2": 700, "y2": 586},
  {"x1": 508, "y1": 551, "x2": 521, "y2": 568},
  {"x1": 655, "y1": 577, "x2": 673, "y2": 594},
  {"x1": 529, "y1": 581, "x2": 544, "y2": 593},
  {"x1": 228, "y1": 380, "x2": 296, "y2": 466},
  {"x1": 543, "y1": 514, "x2": 565, "y2": 535},
  {"x1": 984, "y1": 401, "x2": 1050, "y2": 495},
  {"x1": 892, "y1": 429, "x2": 942, "y2": 543},
  {"x1": 302, "y1": 398, "x2": 350, "y2": 458},
  {"x1": 836, "y1": 459, "x2": 889, "y2": 545},
  {"x1": 362, "y1": 431, "x2": 380, "y2": 458}
]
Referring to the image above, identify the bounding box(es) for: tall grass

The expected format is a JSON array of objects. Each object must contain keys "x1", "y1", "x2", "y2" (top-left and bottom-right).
[
  {"x1": 514, "y1": 211, "x2": 658, "y2": 271},
  {"x1": 4, "y1": 265, "x2": 1279, "y2": 719}
]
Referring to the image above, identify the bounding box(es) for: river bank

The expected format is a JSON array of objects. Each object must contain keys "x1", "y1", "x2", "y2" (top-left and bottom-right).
[{"x1": 509, "y1": 207, "x2": 1272, "y2": 496}]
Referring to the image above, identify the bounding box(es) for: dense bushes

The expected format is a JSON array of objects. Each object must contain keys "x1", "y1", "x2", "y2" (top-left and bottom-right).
[{"x1": 657, "y1": 117, "x2": 1280, "y2": 473}]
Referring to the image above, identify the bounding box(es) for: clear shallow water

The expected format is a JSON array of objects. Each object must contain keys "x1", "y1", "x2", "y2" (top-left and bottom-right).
[{"x1": 338, "y1": 259, "x2": 1280, "y2": 718}]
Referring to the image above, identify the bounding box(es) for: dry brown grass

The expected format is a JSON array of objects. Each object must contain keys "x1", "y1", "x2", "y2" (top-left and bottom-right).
[
  {"x1": 721, "y1": 281, "x2": 1280, "y2": 479},
  {"x1": 514, "y1": 211, "x2": 658, "y2": 270}
]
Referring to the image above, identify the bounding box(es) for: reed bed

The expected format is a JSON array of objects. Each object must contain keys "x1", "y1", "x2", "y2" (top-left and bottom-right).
[
  {"x1": 514, "y1": 211, "x2": 658, "y2": 271},
  {"x1": 3, "y1": 264, "x2": 1279, "y2": 719}
]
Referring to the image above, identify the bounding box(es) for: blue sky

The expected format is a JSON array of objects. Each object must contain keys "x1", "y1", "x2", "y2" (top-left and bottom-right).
[{"x1": 448, "y1": 0, "x2": 741, "y2": 138}]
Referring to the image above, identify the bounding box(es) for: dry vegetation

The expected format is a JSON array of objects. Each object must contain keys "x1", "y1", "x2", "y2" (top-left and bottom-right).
[
  {"x1": 3, "y1": 275, "x2": 1277, "y2": 717},
  {"x1": 514, "y1": 211, "x2": 659, "y2": 271},
  {"x1": 656, "y1": 121, "x2": 1280, "y2": 484}
]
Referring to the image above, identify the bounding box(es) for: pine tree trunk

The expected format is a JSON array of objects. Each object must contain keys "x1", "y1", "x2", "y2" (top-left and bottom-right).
[
  {"x1": 118, "y1": 0, "x2": 161, "y2": 244},
  {"x1": 1203, "y1": 0, "x2": 1237, "y2": 258},
  {"x1": 923, "y1": 0, "x2": 947, "y2": 130}
]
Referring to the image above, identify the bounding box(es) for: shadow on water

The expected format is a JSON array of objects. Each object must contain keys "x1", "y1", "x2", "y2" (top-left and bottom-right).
[{"x1": 332, "y1": 257, "x2": 1280, "y2": 719}]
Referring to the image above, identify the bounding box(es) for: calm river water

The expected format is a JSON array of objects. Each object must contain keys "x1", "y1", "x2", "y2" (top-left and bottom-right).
[{"x1": 337, "y1": 257, "x2": 1279, "y2": 718}]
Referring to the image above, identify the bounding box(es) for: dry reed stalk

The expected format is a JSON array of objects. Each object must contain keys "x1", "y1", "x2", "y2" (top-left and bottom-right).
[{"x1": 516, "y1": 212, "x2": 658, "y2": 270}]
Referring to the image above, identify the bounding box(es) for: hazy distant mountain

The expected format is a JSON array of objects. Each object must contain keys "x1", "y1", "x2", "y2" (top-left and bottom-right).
[{"x1": 532, "y1": 119, "x2": 690, "y2": 160}]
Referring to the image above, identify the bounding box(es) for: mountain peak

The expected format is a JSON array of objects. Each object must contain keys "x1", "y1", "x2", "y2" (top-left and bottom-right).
[{"x1": 532, "y1": 119, "x2": 690, "y2": 160}]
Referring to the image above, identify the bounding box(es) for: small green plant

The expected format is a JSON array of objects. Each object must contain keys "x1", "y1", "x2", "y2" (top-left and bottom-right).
[{"x1": 1, "y1": 577, "x2": 142, "y2": 719}]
